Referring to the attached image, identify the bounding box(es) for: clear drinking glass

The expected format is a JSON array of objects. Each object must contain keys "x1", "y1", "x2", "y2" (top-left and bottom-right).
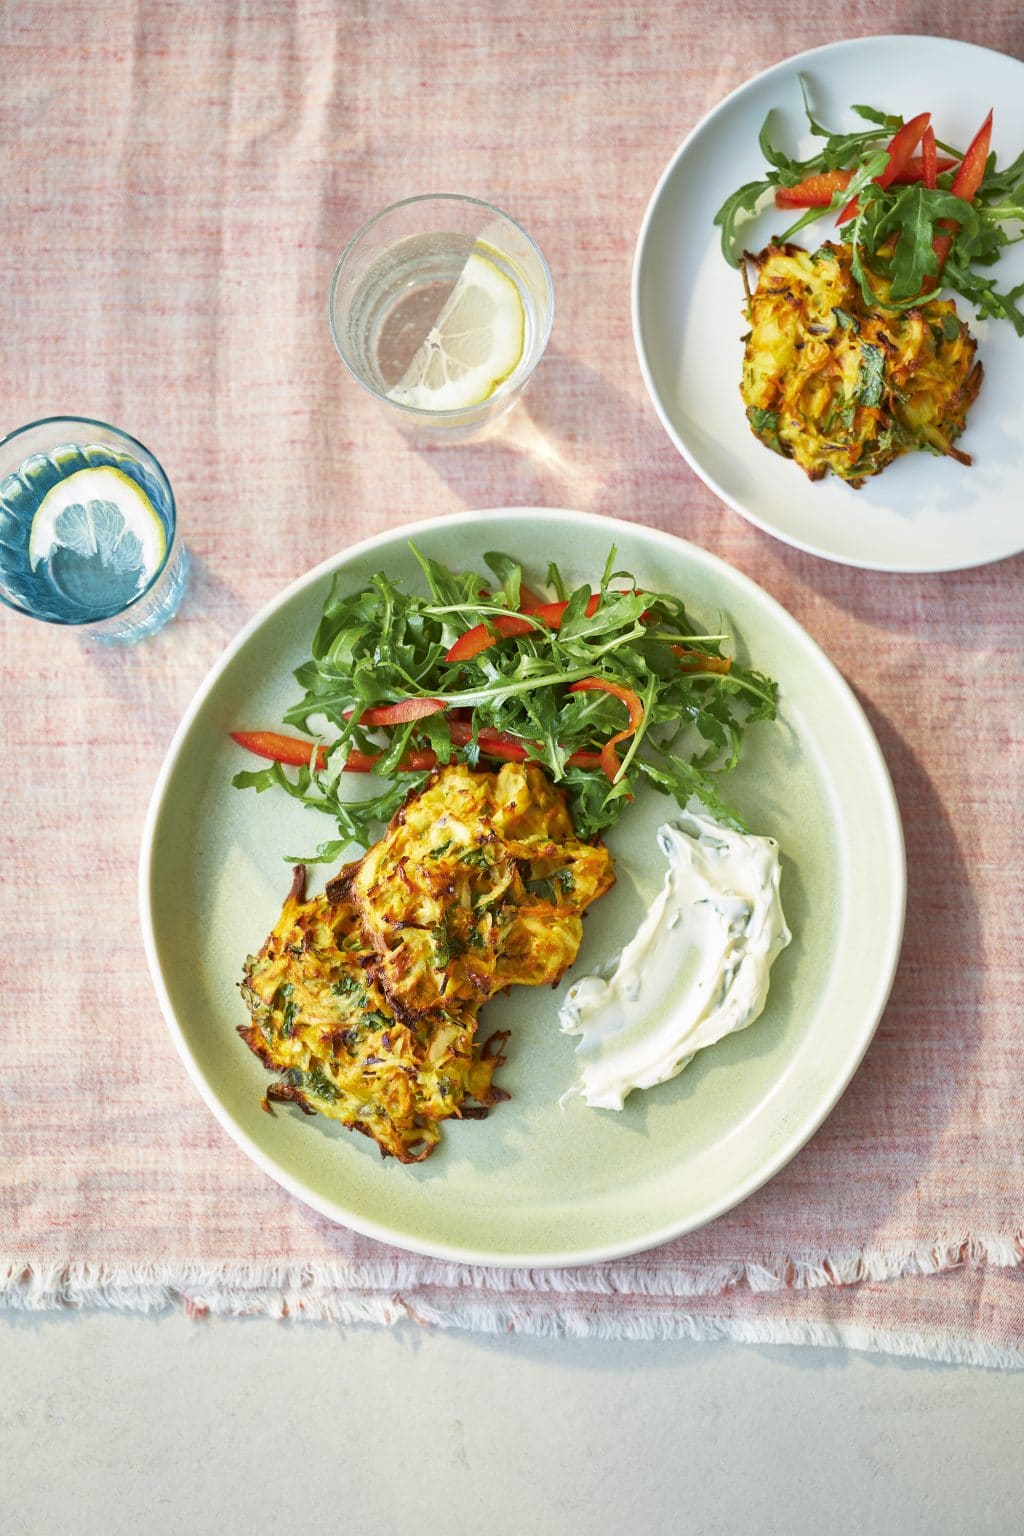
[
  {"x1": 0, "y1": 416, "x2": 188, "y2": 642},
  {"x1": 328, "y1": 194, "x2": 554, "y2": 440}
]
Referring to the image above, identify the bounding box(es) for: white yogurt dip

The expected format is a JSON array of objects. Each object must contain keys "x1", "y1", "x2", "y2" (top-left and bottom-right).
[{"x1": 558, "y1": 806, "x2": 791, "y2": 1110}]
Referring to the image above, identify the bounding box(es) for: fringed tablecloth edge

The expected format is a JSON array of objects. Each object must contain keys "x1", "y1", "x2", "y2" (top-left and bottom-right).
[
  {"x1": 2, "y1": 1237, "x2": 1022, "y2": 1369},
  {"x1": 5, "y1": 1235, "x2": 1021, "y2": 1302},
  {"x1": 2, "y1": 1261, "x2": 1021, "y2": 1369}
]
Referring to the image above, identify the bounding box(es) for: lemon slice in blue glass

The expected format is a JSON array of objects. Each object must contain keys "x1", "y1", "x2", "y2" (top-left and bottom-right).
[{"x1": 28, "y1": 465, "x2": 165, "y2": 590}]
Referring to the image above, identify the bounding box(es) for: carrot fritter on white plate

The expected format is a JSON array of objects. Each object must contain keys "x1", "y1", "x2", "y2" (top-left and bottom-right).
[{"x1": 742, "y1": 242, "x2": 982, "y2": 486}]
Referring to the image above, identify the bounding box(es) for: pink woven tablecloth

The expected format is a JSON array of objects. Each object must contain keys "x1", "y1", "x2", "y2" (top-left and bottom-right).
[{"x1": 2, "y1": 1, "x2": 1022, "y2": 1365}]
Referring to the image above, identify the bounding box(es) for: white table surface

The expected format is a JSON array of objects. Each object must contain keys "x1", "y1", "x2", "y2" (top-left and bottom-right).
[{"x1": 2, "y1": 1314, "x2": 1021, "y2": 1534}]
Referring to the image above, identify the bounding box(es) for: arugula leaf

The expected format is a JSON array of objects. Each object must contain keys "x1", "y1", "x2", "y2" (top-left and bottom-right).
[
  {"x1": 284, "y1": 838, "x2": 354, "y2": 866},
  {"x1": 758, "y1": 111, "x2": 801, "y2": 181},
  {"x1": 851, "y1": 104, "x2": 901, "y2": 129},
  {"x1": 886, "y1": 186, "x2": 943, "y2": 298},
  {"x1": 797, "y1": 77, "x2": 901, "y2": 166},
  {"x1": 714, "y1": 179, "x2": 775, "y2": 266},
  {"x1": 546, "y1": 561, "x2": 568, "y2": 601},
  {"x1": 483, "y1": 551, "x2": 522, "y2": 609},
  {"x1": 979, "y1": 148, "x2": 1024, "y2": 199},
  {"x1": 233, "y1": 761, "x2": 323, "y2": 808}
]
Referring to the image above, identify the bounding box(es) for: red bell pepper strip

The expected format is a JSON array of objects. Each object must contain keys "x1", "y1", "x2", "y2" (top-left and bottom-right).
[
  {"x1": 672, "y1": 646, "x2": 733, "y2": 675},
  {"x1": 231, "y1": 729, "x2": 437, "y2": 774},
  {"x1": 444, "y1": 613, "x2": 535, "y2": 662},
  {"x1": 327, "y1": 747, "x2": 413, "y2": 773},
  {"x1": 233, "y1": 724, "x2": 604, "y2": 777},
  {"x1": 530, "y1": 595, "x2": 601, "y2": 627},
  {"x1": 566, "y1": 678, "x2": 644, "y2": 784},
  {"x1": 230, "y1": 729, "x2": 437, "y2": 774},
  {"x1": 448, "y1": 720, "x2": 527, "y2": 761},
  {"x1": 447, "y1": 720, "x2": 602, "y2": 770},
  {"x1": 891, "y1": 151, "x2": 956, "y2": 183},
  {"x1": 775, "y1": 168, "x2": 852, "y2": 209},
  {"x1": 565, "y1": 748, "x2": 604, "y2": 771},
  {"x1": 930, "y1": 233, "x2": 953, "y2": 287},
  {"x1": 951, "y1": 109, "x2": 993, "y2": 199},
  {"x1": 473, "y1": 739, "x2": 527, "y2": 764},
  {"x1": 517, "y1": 583, "x2": 545, "y2": 613},
  {"x1": 837, "y1": 110, "x2": 932, "y2": 224},
  {"x1": 444, "y1": 595, "x2": 601, "y2": 663},
  {"x1": 356, "y1": 697, "x2": 446, "y2": 727},
  {"x1": 775, "y1": 153, "x2": 958, "y2": 210},
  {"x1": 231, "y1": 730, "x2": 329, "y2": 770},
  {"x1": 920, "y1": 126, "x2": 938, "y2": 190},
  {"x1": 929, "y1": 109, "x2": 994, "y2": 287}
]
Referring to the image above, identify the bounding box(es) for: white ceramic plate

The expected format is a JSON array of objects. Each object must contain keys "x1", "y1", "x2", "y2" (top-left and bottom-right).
[
  {"x1": 139, "y1": 509, "x2": 905, "y2": 1266},
  {"x1": 632, "y1": 36, "x2": 1024, "y2": 572}
]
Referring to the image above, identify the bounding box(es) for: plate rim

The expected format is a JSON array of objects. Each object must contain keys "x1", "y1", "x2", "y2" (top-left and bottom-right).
[
  {"x1": 630, "y1": 33, "x2": 1024, "y2": 574},
  {"x1": 139, "y1": 506, "x2": 907, "y2": 1266}
]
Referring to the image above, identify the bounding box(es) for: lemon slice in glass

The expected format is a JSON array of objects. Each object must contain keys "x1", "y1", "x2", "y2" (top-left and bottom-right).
[
  {"x1": 28, "y1": 466, "x2": 166, "y2": 579},
  {"x1": 387, "y1": 249, "x2": 526, "y2": 412}
]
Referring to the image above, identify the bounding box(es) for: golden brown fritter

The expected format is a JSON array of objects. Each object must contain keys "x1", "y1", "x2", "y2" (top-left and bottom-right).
[
  {"x1": 238, "y1": 763, "x2": 614, "y2": 1163},
  {"x1": 741, "y1": 242, "x2": 982, "y2": 486},
  {"x1": 349, "y1": 763, "x2": 614, "y2": 1022},
  {"x1": 239, "y1": 864, "x2": 509, "y2": 1163}
]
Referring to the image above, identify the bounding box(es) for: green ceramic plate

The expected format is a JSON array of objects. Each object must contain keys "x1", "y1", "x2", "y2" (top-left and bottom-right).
[{"x1": 139, "y1": 509, "x2": 905, "y2": 1265}]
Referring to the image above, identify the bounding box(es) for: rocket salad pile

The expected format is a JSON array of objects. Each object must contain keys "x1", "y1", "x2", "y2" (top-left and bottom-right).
[
  {"x1": 715, "y1": 84, "x2": 1024, "y2": 330},
  {"x1": 230, "y1": 545, "x2": 778, "y2": 856}
]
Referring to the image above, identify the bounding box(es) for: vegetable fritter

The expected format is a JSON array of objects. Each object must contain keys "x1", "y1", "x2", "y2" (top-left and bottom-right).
[
  {"x1": 741, "y1": 242, "x2": 982, "y2": 486},
  {"x1": 239, "y1": 863, "x2": 509, "y2": 1163},
  {"x1": 350, "y1": 762, "x2": 615, "y2": 1021},
  {"x1": 238, "y1": 763, "x2": 613, "y2": 1163}
]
